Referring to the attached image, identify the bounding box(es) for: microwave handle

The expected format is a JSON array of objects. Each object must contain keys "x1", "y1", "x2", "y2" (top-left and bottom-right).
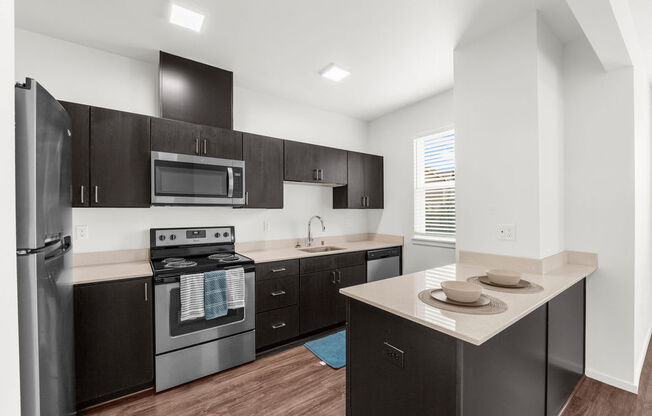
[{"x1": 227, "y1": 167, "x2": 234, "y2": 198}]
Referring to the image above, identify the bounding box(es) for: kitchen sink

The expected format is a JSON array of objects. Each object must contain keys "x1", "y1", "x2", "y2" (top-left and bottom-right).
[{"x1": 298, "y1": 246, "x2": 345, "y2": 253}]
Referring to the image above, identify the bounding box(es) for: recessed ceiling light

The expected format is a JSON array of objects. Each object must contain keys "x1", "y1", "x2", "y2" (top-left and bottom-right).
[
  {"x1": 320, "y1": 64, "x2": 350, "y2": 82},
  {"x1": 170, "y1": 4, "x2": 205, "y2": 32}
]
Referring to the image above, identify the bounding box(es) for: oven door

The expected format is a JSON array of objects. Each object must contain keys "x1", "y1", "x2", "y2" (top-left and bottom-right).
[
  {"x1": 154, "y1": 269, "x2": 255, "y2": 355},
  {"x1": 151, "y1": 151, "x2": 245, "y2": 205}
]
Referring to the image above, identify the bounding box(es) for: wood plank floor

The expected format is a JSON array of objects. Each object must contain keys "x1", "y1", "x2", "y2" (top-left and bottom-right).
[
  {"x1": 85, "y1": 346, "x2": 345, "y2": 416},
  {"x1": 563, "y1": 339, "x2": 652, "y2": 416},
  {"x1": 87, "y1": 336, "x2": 652, "y2": 415}
]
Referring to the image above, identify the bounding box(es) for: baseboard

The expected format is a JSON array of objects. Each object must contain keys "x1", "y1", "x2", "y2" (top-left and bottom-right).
[
  {"x1": 584, "y1": 368, "x2": 638, "y2": 394},
  {"x1": 634, "y1": 325, "x2": 652, "y2": 392}
]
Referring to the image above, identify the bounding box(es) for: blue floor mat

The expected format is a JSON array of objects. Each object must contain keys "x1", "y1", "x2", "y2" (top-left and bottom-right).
[{"x1": 304, "y1": 330, "x2": 346, "y2": 369}]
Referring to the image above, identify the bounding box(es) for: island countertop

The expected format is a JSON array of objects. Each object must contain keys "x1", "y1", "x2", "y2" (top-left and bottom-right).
[{"x1": 339, "y1": 261, "x2": 596, "y2": 345}]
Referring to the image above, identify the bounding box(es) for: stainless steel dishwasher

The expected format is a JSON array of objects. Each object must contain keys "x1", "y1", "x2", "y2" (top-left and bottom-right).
[{"x1": 366, "y1": 247, "x2": 401, "y2": 282}]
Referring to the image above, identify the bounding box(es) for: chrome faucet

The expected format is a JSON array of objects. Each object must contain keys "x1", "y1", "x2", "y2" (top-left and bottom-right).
[{"x1": 307, "y1": 216, "x2": 325, "y2": 247}]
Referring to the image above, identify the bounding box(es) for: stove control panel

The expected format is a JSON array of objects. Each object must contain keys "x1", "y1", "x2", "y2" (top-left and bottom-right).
[{"x1": 152, "y1": 227, "x2": 235, "y2": 247}]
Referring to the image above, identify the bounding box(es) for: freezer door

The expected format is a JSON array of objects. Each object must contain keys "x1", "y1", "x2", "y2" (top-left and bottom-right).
[
  {"x1": 15, "y1": 79, "x2": 72, "y2": 249},
  {"x1": 17, "y1": 237, "x2": 75, "y2": 416}
]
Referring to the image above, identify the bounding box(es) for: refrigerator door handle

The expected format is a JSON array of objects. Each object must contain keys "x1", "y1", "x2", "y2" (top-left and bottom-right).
[{"x1": 44, "y1": 236, "x2": 72, "y2": 261}]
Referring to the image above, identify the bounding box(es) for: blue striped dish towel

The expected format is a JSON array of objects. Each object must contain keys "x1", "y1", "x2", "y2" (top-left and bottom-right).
[{"x1": 204, "y1": 270, "x2": 228, "y2": 319}]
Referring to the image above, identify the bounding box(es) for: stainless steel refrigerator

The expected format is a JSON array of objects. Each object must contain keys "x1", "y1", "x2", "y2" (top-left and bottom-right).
[{"x1": 15, "y1": 78, "x2": 75, "y2": 416}]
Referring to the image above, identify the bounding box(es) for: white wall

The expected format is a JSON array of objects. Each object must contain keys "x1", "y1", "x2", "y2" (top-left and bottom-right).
[
  {"x1": 537, "y1": 18, "x2": 565, "y2": 258},
  {"x1": 455, "y1": 14, "x2": 542, "y2": 259},
  {"x1": 564, "y1": 36, "x2": 638, "y2": 391},
  {"x1": 15, "y1": 30, "x2": 372, "y2": 253},
  {"x1": 367, "y1": 90, "x2": 456, "y2": 273},
  {"x1": 1, "y1": 0, "x2": 22, "y2": 413},
  {"x1": 634, "y1": 68, "x2": 652, "y2": 385}
]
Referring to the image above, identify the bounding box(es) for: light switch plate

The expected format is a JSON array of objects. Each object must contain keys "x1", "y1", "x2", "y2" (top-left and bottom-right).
[
  {"x1": 497, "y1": 224, "x2": 515, "y2": 241},
  {"x1": 76, "y1": 225, "x2": 88, "y2": 240}
]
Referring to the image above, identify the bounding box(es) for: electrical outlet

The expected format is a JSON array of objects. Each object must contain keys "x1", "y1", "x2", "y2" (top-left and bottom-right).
[
  {"x1": 383, "y1": 341, "x2": 404, "y2": 368},
  {"x1": 263, "y1": 220, "x2": 271, "y2": 233},
  {"x1": 76, "y1": 225, "x2": 89, "y2": 240},
  {"x1": 497, "y1": 224, "x2": 515, "y2": 241}
]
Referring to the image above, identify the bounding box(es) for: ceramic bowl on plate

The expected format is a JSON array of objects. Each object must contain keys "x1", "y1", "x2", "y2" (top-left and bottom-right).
[
  {"x1": 440, "y1": 281, "x2": 483, "y2": 303},
  {"x1": 486, "y1": 269, "x2": 522, "y2": 286}
]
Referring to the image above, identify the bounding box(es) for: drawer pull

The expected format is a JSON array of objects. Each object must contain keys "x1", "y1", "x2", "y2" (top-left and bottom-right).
[
  {"x1": 271, "y1": 290, "x2": 286, "y2": 297},
  {"x1": 271, "y1": 268, "x2": 287, "y2": 273},
  {"x1": 272, "y1": 322, "x2": 286, "y2": 329}
]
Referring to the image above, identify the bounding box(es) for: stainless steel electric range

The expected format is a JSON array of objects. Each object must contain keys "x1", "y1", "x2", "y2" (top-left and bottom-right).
[{"x1": 150, "y1": 226, "x2": 255, "y2": 391}]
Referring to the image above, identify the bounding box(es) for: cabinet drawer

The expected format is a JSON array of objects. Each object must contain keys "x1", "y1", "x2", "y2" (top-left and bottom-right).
[
  {"x1": 256, "y1": 305, "x2": 299, "y2": 350},
  {"x1": 256, "y1": 259, "x2": 300, "y2": 281},
  {"x1": 300, "y1": 251, "x2": 366, "y2": 274},
  {"x1": 256, "y1": 275, "x2": 298, "y2": 313}
]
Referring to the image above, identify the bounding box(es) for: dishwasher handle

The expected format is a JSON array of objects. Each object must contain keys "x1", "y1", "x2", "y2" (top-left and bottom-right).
[{"x1": 367, "y1": 247, "x2": 401, "y2": 260}]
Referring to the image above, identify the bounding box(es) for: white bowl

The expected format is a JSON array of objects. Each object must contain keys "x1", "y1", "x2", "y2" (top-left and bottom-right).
[
  {"x1": 486, "y1": 269, "x2": 522, "y2": 286},
  {"x1": 440, "y1": 281, "x2": 483, "y2": 303}
]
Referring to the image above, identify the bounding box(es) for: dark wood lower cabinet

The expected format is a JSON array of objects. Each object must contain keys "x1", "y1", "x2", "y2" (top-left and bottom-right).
[
  {"x1": 346, "y1": 279, "x2": 586, "y2": 416},
  {"x1": 74, "y1": 277, "x2": 153, "y2": 410}
]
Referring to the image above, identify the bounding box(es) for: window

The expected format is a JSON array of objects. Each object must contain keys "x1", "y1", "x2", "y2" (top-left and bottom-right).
[{"x1": 414, "y1": 129, "x2": 455, "y2": 245}]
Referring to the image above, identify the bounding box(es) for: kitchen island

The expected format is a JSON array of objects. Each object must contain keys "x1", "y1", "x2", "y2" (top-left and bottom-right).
[{"x1": 340, "y1": 258, "x2": 596, "y2": 416}]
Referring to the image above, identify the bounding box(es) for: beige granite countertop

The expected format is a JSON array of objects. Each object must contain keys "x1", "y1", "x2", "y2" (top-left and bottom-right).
[
  {"x1": 73, "y1": 249, "x2": 152, "y2": 285},
  {"x1": 340, "y1": 255, "x2": 596, "y2": 346},
  {"x1": 239, "y1": 238, "x2": 403, "y2": 263}
]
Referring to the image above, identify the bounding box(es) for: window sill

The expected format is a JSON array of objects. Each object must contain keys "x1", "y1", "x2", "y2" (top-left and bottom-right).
[{"x1": 411, "y1": 235, "x2": 456, "y2": 249}]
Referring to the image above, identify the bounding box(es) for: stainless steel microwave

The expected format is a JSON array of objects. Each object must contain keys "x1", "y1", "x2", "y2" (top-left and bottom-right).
[{"x1": 151, "y1": 151, "x2": 245, "y2": 205}]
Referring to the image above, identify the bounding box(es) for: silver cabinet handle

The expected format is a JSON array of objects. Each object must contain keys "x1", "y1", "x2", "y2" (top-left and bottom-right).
[
  {"x1": 365, "y1": 195, "x2": 369, "y2": 207},
  {"x1": 330, "y1": 271, "x2": 336, "y2": 284},
  {"x1": 318, "y1": 169, "x2": 324, "y2": 181},
  {"x1": 245, "y1": 191, "x2": 249, "y2": 206},
  {"x1": 271, "y1": 290, "x2": 286, "y2": 297},
  {"x1": 227, "y1": 167, "x2": 234, "y2": 198},
  {"x1": 195, "y1": 138, "x2": 200, "y2": 154},
  {"x1": 203, "y1": 139, "x2": 207, "y2": 155},
  {"x1": 361, "y1": 195, "x2": 365, "y2": 207},
  {"x1": 271, "y1": 267, "x2": 286, "y2": 273},
  {"x1": 144, "y1": 282, "x2": 148, "y2": 301},
  {"x1": 80, "y1": 186, "x2": 84, "y2": 204},
  {"x1": 94, "y1": 186, "x2": 99, "y2": 204},
  {"x1": 272, "y1": 322, "x2": 286, "y2": 329},
  {"x1": 337, "y1": 270, "x2": 342, "y2": 284},
  {"x1": 313, "y1": 169, "x2": 318, "y2": 180}
]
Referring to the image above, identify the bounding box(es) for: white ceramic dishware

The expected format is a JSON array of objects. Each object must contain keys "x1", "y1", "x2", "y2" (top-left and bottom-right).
[
  {"x1": 486, "y1": 269, "x2": 522, "y2": 286},
  {"x1": 440, "y1": 281, "x2": 483, "y2": 303}
]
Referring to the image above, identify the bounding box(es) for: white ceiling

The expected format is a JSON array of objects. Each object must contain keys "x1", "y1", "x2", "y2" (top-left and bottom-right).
[{"x1": 16, "y1": 0, "x2": 582, "y2": 121}]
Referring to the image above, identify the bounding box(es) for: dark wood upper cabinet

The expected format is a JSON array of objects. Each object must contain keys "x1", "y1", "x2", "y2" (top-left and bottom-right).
[
  {"x1": 90, "y1": 107, "x2": 151, "y2": 207},
  {"x1": 284, "y1": 140, "x2": 347, "y2": 185},
  {"x1": 242, "y1": 133, "x2": 284, "y2": 208},
  {"x1": 333, "y1": 151, "x2": 384, "y2": 209},
  {"x1": 151, "y1": 117, "x2": 242, "y2": 160},
  {"x1": 159, "y1": 51, "x2": 233, "y2": 129},
  {"x1": 74, "y1": 277, "x2": 153, "y2": 409},
  {"x1": 60, "y1": 101, "x2": 90, "y2": 207},
  {"x1": 201, "y1": 125, "x2": 242, "y2": 160},
  {"x1": 151, "y1": 117, "x2": 201, "y2": 156}
]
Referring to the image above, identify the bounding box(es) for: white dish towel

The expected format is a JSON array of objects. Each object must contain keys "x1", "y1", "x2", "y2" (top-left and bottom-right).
[
  {"x1": 180, "y1": 273, "x2": 205, "y2": 321},
  {"x1": 225, "y1": 267, "x2": 245, "y2": 309}
]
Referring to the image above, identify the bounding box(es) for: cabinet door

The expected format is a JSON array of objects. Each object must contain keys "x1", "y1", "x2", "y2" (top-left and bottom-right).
[
  {"x1": 284, "y1": 140, "x2": 321, "y2": 182},
  {"x1": 284, "y1": 141, "x2": 347, "y2": 184},
  {"x1": 364, "y1": 154, "x2": 384, "y2": 209},
  {"x1": 242, "y1": 133, "x2": 284, "y2": 208},
  {"x1": 60, "y1": 101, "x2": 90, "y2": 207},
  {"x1": 151, "y1": 117, "x2": 201, "y2": 156},
  {"x1": 299, "y1": 270, "x2": 339, "y2": 334},
  {"x1": 335, "y1": 264, "x2": 366, "y2": 322},
  {"x1": 318, "y1": 145, "x2": 347, "y2": 185},
  {"x1": 90, "y1": 107, "x2": 151, "y2": 207},
  {"x1": 74, "y1": 277, "x2": 153, "y2": 409},
  {"x1": 200, "y1": 125, "x2": 242, "y2": 160}
]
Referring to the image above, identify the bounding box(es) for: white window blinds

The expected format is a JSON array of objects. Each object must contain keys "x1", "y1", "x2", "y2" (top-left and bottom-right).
[{"x1": 414, "y1": 129, "x2": 455, "y2": 239}]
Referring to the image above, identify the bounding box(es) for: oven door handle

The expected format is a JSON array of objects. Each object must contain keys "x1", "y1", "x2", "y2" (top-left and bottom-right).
[{"x1": 227, "y1": 167, "x2": 234, "y2": 198}]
